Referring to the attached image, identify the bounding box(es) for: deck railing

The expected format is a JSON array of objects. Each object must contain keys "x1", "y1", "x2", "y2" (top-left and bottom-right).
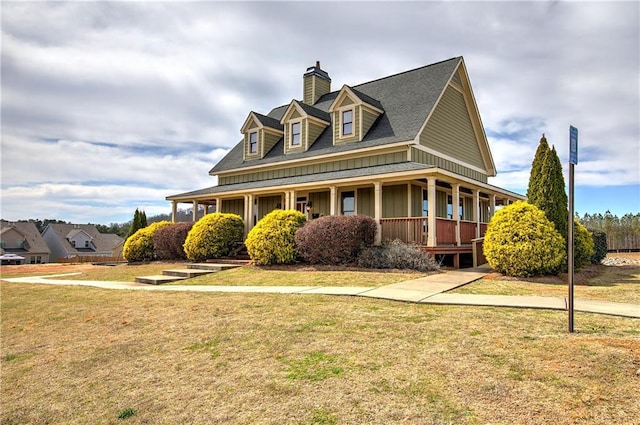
[{"x1": 380, "y1": 217, "x2": 489, "y2": 245}]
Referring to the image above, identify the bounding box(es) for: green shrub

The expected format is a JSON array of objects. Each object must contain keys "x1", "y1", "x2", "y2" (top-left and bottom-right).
[
  {"x1": 358, "y1": 239, "x2": 439, "y2": 272},
  {"x1": 484, "y1": 201, "x2": 566, "y2": 277},
  {"x1": 123, "y1": 221, "x2": 172, "y2": 262},
  {"x1": 574, "y1": 219, "x2": 595, "y2": 270},
  {"x1": 589, "y1": 229, "x2": 607, "y2": 264},
  {"x1": 153, "y1": 222, "x2": 194, "y2": 260},
  {"x1": 295, "y1": 215, "x2": 378, "y2": 265},
  {"x1": 183, "y1": 213, "x2": 244, "y2": 262},
  {"x1": 245, "y1": 209, "x2": 307, "y2": 265}
]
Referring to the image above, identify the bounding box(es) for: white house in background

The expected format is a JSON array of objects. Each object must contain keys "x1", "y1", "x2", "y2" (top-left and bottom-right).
[
  {"x1": 42, "y1": 223, "x2": 124, "y2": 262},
  {"x1": 0, "y1": 220, "x2": 51, "y2": 264}
]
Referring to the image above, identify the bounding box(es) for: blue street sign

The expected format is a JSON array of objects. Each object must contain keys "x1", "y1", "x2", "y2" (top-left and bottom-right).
[{"x1": 570, "y1": 126, "x2": 578, "y2": 165}]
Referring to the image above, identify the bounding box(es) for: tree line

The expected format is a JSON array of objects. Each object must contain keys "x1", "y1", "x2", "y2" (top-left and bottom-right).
[{"x1": 579, "y1": 211, "x2": 640, "y2": 251}]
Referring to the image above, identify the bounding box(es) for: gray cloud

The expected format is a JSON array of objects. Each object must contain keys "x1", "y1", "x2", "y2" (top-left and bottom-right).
[{"x1": 1, "y1": 1, "x2": 638, "y2": 223}]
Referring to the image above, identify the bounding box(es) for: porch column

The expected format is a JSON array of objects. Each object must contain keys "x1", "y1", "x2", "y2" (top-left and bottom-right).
[
  {"x1": 473, "y1": 189, "x2": 480, "y2": 238},
  {"x1": 490, "y1": 194, "x2": 496, "y2": 220},
  {"x1": 244, "y1": 194, "x2": 254, "y2": 235},
  {"x1": 452, "y1": 184, "x2": 461, "y2": 246},
  {"x1": 374, "y1": 182, "x2": 382, "y2": 245},
  {"x1": 284, "y1": 191, "x2": 292, "y2": 210},
  {"x1": 427, "y1": 178, "x2": 437, "y2": 247},
  {"x1": 215, "y1": 198, "x2": 221, "y2": 213},
  {"x1": 192, "y1": 201, "x2": 198, "y2": 222},
  {"x1": 171, "y1": 201, "x2": 178, "y2": 223},
  {"x1": 330, "y1": 186, "x2": 337, "y2": 216}
]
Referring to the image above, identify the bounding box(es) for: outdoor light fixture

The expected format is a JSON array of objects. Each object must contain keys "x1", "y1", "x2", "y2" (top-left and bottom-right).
[{"x1": 306, "y1": 201, "x2": 313, "y2": 212}]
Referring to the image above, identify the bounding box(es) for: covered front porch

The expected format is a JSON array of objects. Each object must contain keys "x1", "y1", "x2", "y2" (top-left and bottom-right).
[{"x1": 167, "y1": 167, "x2": 524, "y2": 267}]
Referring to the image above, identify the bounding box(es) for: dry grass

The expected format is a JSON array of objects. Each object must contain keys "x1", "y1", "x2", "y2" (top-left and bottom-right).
[
  {"x1": 454, "y1": 253, "x2": 640, "y2": 304},
  {"x1": 9, "y1": 262, "x2": 424, "y2": 288},
  {"x1": 1, "y1": 280, "x2": 639, "y2": 424}
]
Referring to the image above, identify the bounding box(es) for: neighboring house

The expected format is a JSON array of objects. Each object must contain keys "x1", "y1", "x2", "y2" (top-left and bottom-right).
[
  {"x1": 42, "y1": 223, "x2": 124, "y2": 262},
  {"x1": 0, "y1": 220, "x2": 51, "y2": 264},
  {"x1": 167, "y1": 57, "x2": 525, "y2": 266}
]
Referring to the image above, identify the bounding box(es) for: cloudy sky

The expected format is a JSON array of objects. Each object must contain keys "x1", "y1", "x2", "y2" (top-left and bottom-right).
[{"x1": 1, "y1": 1, "x2": 638, "y2": 225}]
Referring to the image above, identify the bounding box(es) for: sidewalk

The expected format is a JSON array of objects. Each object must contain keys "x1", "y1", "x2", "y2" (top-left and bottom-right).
[{"x1": 3, "y1": 267, "x2": 639, "y2": 319}]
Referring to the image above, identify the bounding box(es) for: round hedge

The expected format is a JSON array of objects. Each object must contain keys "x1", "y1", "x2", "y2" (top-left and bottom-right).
[
  {"x1": 183, "y1": 213, "x2": 244, "y2": 262},
  {"x1": 295, "y1": 215, "x2": 378, "y2": 265},
  {"x1": 123, "y1": 221, "x2": 172, "y2": 262},
  {"x1": 484, "y1": 201, "x2": 566, "y2": 277},
  {"x1": 153, "y1": 222, "x2": 194, "y2": 260},
  {"x1": 245, "y1": 209, "x2": 307, "y2": 265}
]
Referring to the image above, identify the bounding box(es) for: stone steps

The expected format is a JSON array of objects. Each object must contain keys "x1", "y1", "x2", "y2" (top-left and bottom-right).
[{"x1": 135, "y1": 263, "x2": 242, "y2": 285}]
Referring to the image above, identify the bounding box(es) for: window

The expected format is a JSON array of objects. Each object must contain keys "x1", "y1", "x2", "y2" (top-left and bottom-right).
[
  {"x1": 85, "y1": 240, "x2": 90, "y2": 248},
  {"x1": 291, "y1": 122, "x2": 301, "y2": 146},
  {"x1": 341, "y1": 191, "x2": 355, "y2": 215},
  {"x1": 341, "y1": 110, "x2": 353, "y2": 136},
  {"x1": 249, "y1": 131, "x2": 258, "y2": 154}
]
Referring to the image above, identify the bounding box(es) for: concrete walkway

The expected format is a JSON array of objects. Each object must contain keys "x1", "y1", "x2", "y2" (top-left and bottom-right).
[{"x1": 3, "y1": 267, "x2": 639, "y2": 319}]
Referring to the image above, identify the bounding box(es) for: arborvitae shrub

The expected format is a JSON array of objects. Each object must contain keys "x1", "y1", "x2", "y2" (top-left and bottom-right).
[
  {"x1": 589, "y1": 229, "x2": 607, "y2": 264},
  {"x1": 573, "y1": 220, "x2": 595, "y2": 270},
  {"x1": 295, "y1": 215, "x2": 378, "y2": 265},
  {"x1": 358, "y1": 239, "x2": 439, "y2": 272},
  {"x1": 484, "y1": 201, "x2": 566, "y2": 277},
  {"x1": 123, "y1": 221, "x2": 172, "y2": 263},
  {"x1": 153, "y1": 222, "x2": 194, "y2": 260},
  {"x1": 183, "y1": 213, "x2": 244, "y2": 262},
  {"x1": 245, "y1": 209, "x2": 307, "y2": 265}
]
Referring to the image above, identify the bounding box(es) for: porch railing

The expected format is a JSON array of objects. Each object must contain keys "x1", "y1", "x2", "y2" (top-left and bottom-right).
[{"x1": 380, "y1": 217, "x2": 489, "y2": 246}]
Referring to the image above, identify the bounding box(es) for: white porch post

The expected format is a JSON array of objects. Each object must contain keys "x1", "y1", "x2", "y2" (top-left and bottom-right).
[
  {"x1": 171, "y1": 201, "x2": 177, "y2": 223},
  {"x1": 490, "y1": 194, "x2": 496, "y2": 220},
  {"x1": 374, "y1": 182, "x2": 382, "y2": 245},
  {"x1": 192, "y1": 201, "x2": 198, "y2": 222},
  {"x1": 330, "y1": 186, "x2": 337, "y2": 216},
  {"x1": 452, "y1": 184, "x2": 461, "y2": 246},
  {"x1": 473, "y1": 189, "x2": 480, "y2": 238},
  {"x1": 427, "y1": 178, "x2": 437, "y2": 247},
  {"x1": 244, "y1": 194, "x2": 254, "y2": 235},
  {"x1": 215, "y1": 198, "x2": 221, "y2": 213},
  {"x1": 284, "y1": 191, "x2": 292, "y2": 210}
]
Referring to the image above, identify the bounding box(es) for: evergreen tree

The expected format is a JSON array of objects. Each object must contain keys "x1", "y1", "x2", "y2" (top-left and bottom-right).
[
  {"x1": 126, "y1": 208, "x2": 143, "y2": 239},
  {"x1": 526, "y1": 134, "x2": 550, "y2": 204},
  {"x1": 536, "y1": 145, "x2": 568, "y2": 241},
  {"x1": 140, "y1": 210, "x2": 148, "y2": 228}
]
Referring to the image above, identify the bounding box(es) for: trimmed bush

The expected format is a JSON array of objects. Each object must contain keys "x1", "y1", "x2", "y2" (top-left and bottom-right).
[
  {"x1": 295, "y1": 215, "x2": 377, "y2": 265},
  {"x1": 358, "y1": 239, "x2": 439, "y2": 272},
  {"x1": 589, "y1": 229, "x2": 607, "y2": 264},
  {"x1": 484, "y1": 201, "x2": 566, "y2": 277},
  {"x1": 123, "y1": 221, "x2": 172, "y2": 262},
  {"x1": 183, "y1": 213, "x2": 244, "y2": 262},
  {"x1": 574, "y1": 220, "x2": 595, "y2": 270},
  {"x1": 245, "y1": 209, "x2": 307, "y2": 265},
  {"x1": 153, "y1": 222, "x2": 194, "y2": 260}
]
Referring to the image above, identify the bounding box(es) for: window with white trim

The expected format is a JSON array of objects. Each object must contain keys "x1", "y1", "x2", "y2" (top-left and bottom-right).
[
  {"x1": 249, "y1": 131, "x2": 258, "y2": 154},
  {"x1": 291, "y1": 122, "x2": 301, "y2": 146},
  {"x1": 341, "y1": 191, "x2": 355, "y2": 215},
  {"x1": 341, "y1": 109, "x2": 353, "y2": 136}
]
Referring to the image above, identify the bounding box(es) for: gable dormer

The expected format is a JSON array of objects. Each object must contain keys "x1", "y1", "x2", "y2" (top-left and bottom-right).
[
  {"x1": 0, "y1": 227, "x2": 28, "y2": 250},
  {"x1": 328, "y1": 85, "x2": 384, "y2": 145},
  {"x1": 66, "y1": 228, "x2": 95, "y2": 251},
  {"x1": 240, "y1": 112, "x2": 284, "y2": 160},
  {"x1": 280, "y1": 100, "x2": 330, "y2": 154}
]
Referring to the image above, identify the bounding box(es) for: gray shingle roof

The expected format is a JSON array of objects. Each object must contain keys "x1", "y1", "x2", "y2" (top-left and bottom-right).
[
  {"x1": 295, "y1": 100, "x2": 331, "y2": 123},
  {"x1": 209, "y1": 57, "x2": 461, "y2": 175},
  {"x1": 170, "y1": 162, "x2": 434, "y2": 198},
  {"x1": 45, "y1": 223, "x2": 123, "y2": 255},
  {"x1": 253, "y1": 112, "x2": 284, "y2": 131},
  {"x1": 0, "y1": 220, "x2": 50, "y2": 254},
  {"x1": 348, "y1": 86, "x2": 384, "y2": 111}
]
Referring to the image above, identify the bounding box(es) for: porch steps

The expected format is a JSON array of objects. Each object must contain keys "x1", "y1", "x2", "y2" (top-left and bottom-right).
[{"x1": 135, "y1": 263, "x2": 242, "y2": 285}]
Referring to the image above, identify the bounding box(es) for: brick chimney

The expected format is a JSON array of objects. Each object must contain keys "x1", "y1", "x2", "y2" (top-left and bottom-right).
[{"x1": 303, "y1": 61, "x2": 331, "y2": 105}]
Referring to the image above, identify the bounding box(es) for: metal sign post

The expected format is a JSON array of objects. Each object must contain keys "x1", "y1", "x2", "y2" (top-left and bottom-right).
[{"x1": 568, "y1": 125, "x2": 578, "y2": 333}]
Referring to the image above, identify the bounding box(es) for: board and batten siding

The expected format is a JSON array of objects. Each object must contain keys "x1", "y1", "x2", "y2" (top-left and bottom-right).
[
  {"x1": 220, "y1": 198, "x2": 244, "y2": 217},
  {"x1": 308, "y1": 191, "x2": 330, "y2": 217},
  {"x1": 411, "y1": 147, "x2": 487, "y2": 183},
  {"x1": 419, "y1": 85, "x2": 486, "y2": 171},
  {"x1": 357, "y1": 187, "x2": 374, "y2": 217},
  {"x1": 218, "y1": 151, "x2": 408, "y2": 186},
  {"x1": 382, "y1": 185, "x2": 407, "y2": 218}
]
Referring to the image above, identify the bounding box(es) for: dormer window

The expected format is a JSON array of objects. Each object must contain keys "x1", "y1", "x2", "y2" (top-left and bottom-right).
[
  {"x1": 249, "y1": 131, "x2": 258, "y2": 154},
  {"x1": 84, "y1": 240, "x2": 90, "y2": 248},
  {"x1": 291, "y1": 122, "x2": 301, "y2": 146},
  {"x1": 341, "y1": 110, "x2": 353, "y2": 136}
]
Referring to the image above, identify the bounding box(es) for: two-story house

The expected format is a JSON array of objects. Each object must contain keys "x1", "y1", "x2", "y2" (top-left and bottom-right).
[
  {"x1": 42, "y1": 223, "x2": 124, "y2": 262},
  {"x1": 167, "y1": 57, "x2": 525, "y2": 267},
  {"x1": 0, "y1": 220, "x2": 51, "y2": 264}
]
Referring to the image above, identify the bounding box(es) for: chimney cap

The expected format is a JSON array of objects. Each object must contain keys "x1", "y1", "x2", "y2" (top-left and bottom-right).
[{"x1": 304, "y1": 61, "x2": 331, "y2": 82}]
